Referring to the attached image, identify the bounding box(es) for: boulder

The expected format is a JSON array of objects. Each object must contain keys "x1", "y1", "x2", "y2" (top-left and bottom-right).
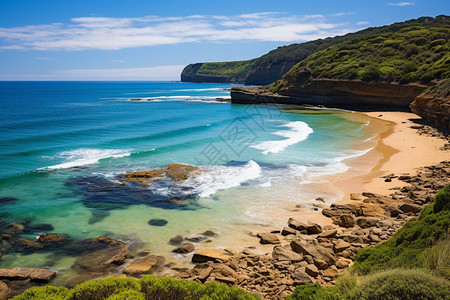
[
  {"x1": 0, "y1": 280, "x2": 10, "y2": 300},
  {"x1": 288, "y1": 218, "x2": 308, "y2": 231},
  {"x1": 290, "y1": 240, "x2": 336, "y2": 265},
  {"x1": 258, "y1": 233, "x2": 280, "y2": 244},
  {"x1": 202, "y1": 230, "x2": 217, "y2": 236},
  {"x1": 37, "y1": 233, "x2": 69, "y2": 243},
  {"x1": 192, "y1": 264, "x2": 213, "y2": 281},
  {"x1": 291, "y1": 269, "x2": 313, "y2": 284},
  {"x1": 334, "y1": 241, "x2": 351, "y2": 253},
  {"x1": 215, "y1": 276, "x2": 236, "y2": 285},
  {"x1": 123, "y1": 255, "x2": 164, "y2": 275},
  {"x1": 350, "y1": 193, "x2": 364, "y2": 201},
  {"x1": 172, "y1": 243, "x2": 195, "y2": 254},
  {"x1": 335, "y1": 259, "x2": 351, "y2": 269},
  {"x1": 272, "y1": 246, "x2": 303, "y2": 262},
  {"x1": 356, "y1": 217, "x2": 380, "y2": 228},
  {"x1": 305, "y1": 264, "x2": 319, "y2": 277},
  {"x1": 0, "y1": 267, "x2": 56, "y2": 282},
  {"x1": 313, "y1": 259, "x2": 328, "y2": 270},
  {"x1": 318, "y1": 229, "x2": 337, "y2": 238},
  {"x1": 306, "y1": 223, "x2": 323, "y2": 234},
  {"x1": 339, "y1": 215, "x2": 356, "y2": 228},
  {"x1": 169, "y1": 235, "x2": 183, "y2": 245},
  {"x1": 73, "y1": 241, "x2": 128, "y2": 272},
  {"x1": 322, "y1": 268, "x2": 339, "y2": 278},
  {"x1": 15, "y1": 238, "x2": 42, "y2": 249},
  {"x1": 281, "y1": 227, "x2": 297, "y2": 236},
  {"x1": 398, "y1": 203, "x2": 422, "y2": 213},
  {"x1": 192, "y1": 249, "x2": 229, "y2": 263}
]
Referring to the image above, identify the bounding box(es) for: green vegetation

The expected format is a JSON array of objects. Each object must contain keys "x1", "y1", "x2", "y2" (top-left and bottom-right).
[
  {"x1": 12, "y1": 276, "x2": 259, "y2": 300},
  {"x1": 181, "y1": 15, "x2": 449, "y2": 85},
  {"x1": 287, "y1": 270, "x2": 450, "y2": 300},
  {"x1": 286, "y1": 25, "x2": 450, "y2": 84},
  {"x1": 288, "y1": 184, "x2": 450, "y2": 299}
]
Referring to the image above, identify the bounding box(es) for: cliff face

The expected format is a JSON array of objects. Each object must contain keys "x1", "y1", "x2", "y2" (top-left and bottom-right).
[
  {"x1": 410, "y1": 80, "x2": 450, "y2": 129},
  {"x1": 231, "y1": 78, "x2": 427, "y2": 108}
]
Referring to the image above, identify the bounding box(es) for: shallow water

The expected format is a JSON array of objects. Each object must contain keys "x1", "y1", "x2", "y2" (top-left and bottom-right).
[{"x1": 0, "y1": 81, "x2": 375, "y2": 282}]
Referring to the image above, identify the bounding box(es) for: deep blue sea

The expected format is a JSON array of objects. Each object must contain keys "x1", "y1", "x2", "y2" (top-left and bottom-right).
[{"x1": 0, "y1": 81, "x2": 377, "y2": 282}]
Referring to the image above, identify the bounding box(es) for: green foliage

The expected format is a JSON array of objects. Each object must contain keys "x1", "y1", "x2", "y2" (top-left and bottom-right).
[
  {"x1": 66, "y1": 277, "x2": 141, "y2": 300},
  {"x1": 434, "y1": 184, "x2": 450, "y2": 213},
  {"x1": 12, "y1": 286, "x2": 69, "y2": 300},
  {"x1": 423, "y1": 238, "x2": 450, "y2": 279},
  {"x1": 348, "y1": 269, "x2": 450, "y2": 300},
  {"x1": 182, "y1": 15, "x2": 450, "y2": 85},
  {"x1": 288, "y1": 25, "x2": 450, "y2": 84},
  {"x1": 286, "y1": 283, "x2": 340, "y2": 300},
  {"x1": 352, "y1": 186, "x2": 450, "y2": 275},
  {"x1": 12, "y1": 276, "x2": 259, "y2": 300}
]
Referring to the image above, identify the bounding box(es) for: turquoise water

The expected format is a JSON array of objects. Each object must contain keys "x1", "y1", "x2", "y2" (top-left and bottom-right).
[{"x1": 0, "y1": 81, "x2": 374, "y2": 281}]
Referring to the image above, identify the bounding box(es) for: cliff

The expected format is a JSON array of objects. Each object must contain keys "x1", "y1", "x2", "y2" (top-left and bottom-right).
[
  {"x1": 410, "y1": 79, "x2": 450, "y2": 129},
  {"x1": 181, "y1": 15, "x2": 449, "y2": 85}
]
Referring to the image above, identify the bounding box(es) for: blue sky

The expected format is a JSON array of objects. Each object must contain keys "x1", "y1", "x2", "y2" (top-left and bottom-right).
[{"x1": 0, "y1": 0, "x2": 448, "y2": 80}]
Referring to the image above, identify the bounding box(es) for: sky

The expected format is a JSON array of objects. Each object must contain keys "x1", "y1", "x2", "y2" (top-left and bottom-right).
[{"x1": 0, "y1": 0, "x2": 448, "y2": 81}]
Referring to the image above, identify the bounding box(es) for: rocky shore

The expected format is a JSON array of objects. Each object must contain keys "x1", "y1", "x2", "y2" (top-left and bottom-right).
[{"x1": 1, "y1": 120, "x2": 448, "y2": 299}]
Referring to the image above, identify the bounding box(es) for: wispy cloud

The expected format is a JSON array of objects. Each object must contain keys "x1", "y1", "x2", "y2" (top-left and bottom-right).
[
  {"x1": 0, "y1": 65, "x2": 185, "y2": 81},
  {"x1": 357, "y1": 21, "x2": 369, "y2": 25},
  {"x1": 387, "y1": 2, "x2": 415, "y2": 6},
  {"x1": 0, "y1": 13, "x2": 356, "y2": 51},
  {"x1": 330, "y1": 12, "x2": 355, "y2": 17}
]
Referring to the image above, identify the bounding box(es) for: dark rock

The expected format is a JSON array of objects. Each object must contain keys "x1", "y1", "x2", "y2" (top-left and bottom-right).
[
  {"x1": 185, "y1": 235, "x2": 208, "y2": 243},
  {"x1": 281, "y1": 227, "x2": 297, "y2": 236},
  {"x1": 147, "y1": 219, "x2": 168, "y2": 226},
  {"x1": 169, "y1": 235, "x2": 183, "y2": 245},
  {"x1": 37, "y1": 233, "x2": 69, "y2": 243},
  {"x1": 306, "y1": 223, "x2": 323, "y2": 234},
  {"x1": 172, "y1": 243, "x2": 195, "y2": 254},
  {"x1": 73, "y1": 240, "x2": 128, "y2": 272},
  {"x1": 258, "y1": 233, "x2": 280, "y2": 244},
  {"x1": 339, "y1": 215, "x2": 356, "y2": 228},
  {"x1": 28, "y1": 224, "x2": 54, "y2": 232},
  {"x1": 272, "y1": 246, "x2": 303, "y2": 262},
  {"x1": 0, "y1": 197, "x2": 18, "y2": 205},
  {"x1": 305, "y1": 264, "x2": 319, "y2": 277},
  {"x1": 288, "y1": 218, "x2": 308, "y2": 231},
  {"x1": 398, "y1": 203, "x2": 422, "y2": 213}
]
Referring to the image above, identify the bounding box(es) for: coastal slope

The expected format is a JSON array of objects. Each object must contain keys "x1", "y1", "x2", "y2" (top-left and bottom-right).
[{"x1": 181, "y1": 15, "x2": 449, "y2": 85}]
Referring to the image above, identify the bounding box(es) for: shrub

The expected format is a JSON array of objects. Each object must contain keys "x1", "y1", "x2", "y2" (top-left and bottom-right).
[
  {"x1": 348, "y1": 269, "x2": 450, "y2": 300},
  {"x1": 286, "y1": 283, "x2": 340, "y2": 300},
  {"x1": 12, "y1": 286, "x2": 69, "y2": 300},
  {"x1": 434, "y1": 184, "x2": 450, "y2": 213},
  {"x1": 66, "y1": 277, "x2": 141, "y2": 300},
  {"x1": 423, "y1": 238, "x2": 450, "y2": 279}
]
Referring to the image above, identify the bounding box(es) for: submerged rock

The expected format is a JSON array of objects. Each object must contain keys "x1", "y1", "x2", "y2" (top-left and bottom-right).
[
  {"x1": 147, "y1": 219, "x2": 168, "y2": 226},
  {"x1": 37, "y1": 233, "x2": 69, "y2": 243},
  {"x1": 0, "y1": 197, "x2": 18, "y2": 205}
]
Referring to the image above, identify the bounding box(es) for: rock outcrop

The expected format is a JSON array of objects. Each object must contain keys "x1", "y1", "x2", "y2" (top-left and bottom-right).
[{"x1": 410, "y1": 79, "x2": 450, "y2": 129}]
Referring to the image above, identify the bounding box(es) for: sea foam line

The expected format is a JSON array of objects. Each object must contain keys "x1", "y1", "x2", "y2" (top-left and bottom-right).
[
  {"x1": 251, "y1": 121, "x2": 313, "y2": 155},
  {"x1": 40, "y1": 148, "x2": 131, "y2": 170}
]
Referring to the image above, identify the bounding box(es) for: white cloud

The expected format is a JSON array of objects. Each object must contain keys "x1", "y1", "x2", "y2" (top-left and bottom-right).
[
  {"x1": 330, "y1": 12, "x2": 355, "y2": 17},
  {"x1": 357, "y1": 21, "x2": 369, "y2": 25},
  {"x1": 0, "y1": 65, "x2": 185, "y2": 81},
  {"x1": 0, "y1": 12, "x2": 358, "y2": 51},
  {"x1": 387, "y1": 2, "x2": 415, "y2": 6}
]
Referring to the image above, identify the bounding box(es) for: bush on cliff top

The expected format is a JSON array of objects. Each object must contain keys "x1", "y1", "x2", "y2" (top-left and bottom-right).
[
  {"x1": 285, "y1": 25, "x2": 450, "y2": 84},
  {"x1": 12, "y1": 276, "x2": 259, "y2": 300}
]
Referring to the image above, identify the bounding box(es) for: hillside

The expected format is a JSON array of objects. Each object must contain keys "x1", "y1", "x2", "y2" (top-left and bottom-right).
[{"x1": 181, "y1": 15, "x2": 449, "y2": 85}]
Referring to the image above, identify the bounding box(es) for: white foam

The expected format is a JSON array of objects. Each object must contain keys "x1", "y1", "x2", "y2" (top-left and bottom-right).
[
  {"x1": 41, "y1": 148, "x2": 131, "y2": 170},
  {"x1": 251, "y1": 121, "x2": 313, "y2": 155},
  {"x1": 183, "y1": 160, "x2": 262, "y2": 197}
]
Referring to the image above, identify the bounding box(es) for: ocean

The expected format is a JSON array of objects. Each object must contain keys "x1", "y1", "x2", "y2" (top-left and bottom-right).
[{"x1": 0, "y1": 81, "x2": 377, "y2": 283}]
